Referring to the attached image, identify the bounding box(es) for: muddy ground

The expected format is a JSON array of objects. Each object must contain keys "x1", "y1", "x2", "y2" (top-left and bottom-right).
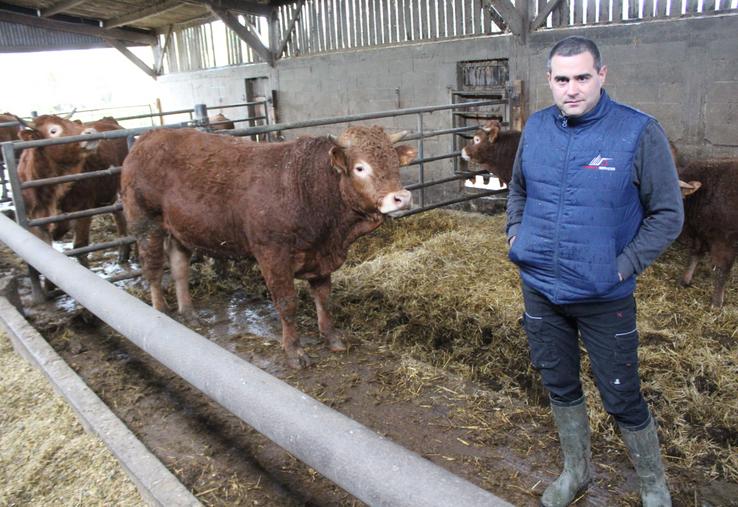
[{"x1": 1, "y1": 213, "x2": 736, "y2": 507}]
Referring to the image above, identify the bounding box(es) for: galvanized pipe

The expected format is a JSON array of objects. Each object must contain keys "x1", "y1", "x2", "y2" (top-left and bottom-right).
[
  {"x1": 113, "y1": 100, "x2": 267, "y2": 122},
  {"x1": 20, "y1": 165, "x2": 122, "y2": 189},
  {"x1": 0, "y1": 213, "x2": 511, "y2": 507},
  {"x1": 406, "y1": 168, "x2": 498, "y2": 191},
  {"x1": 396, "y1": 189, "x2": 509, "y2": 217},
  {"x1": 417, "y1": 113, "x2": 425, "y2": 207},
  {"x1": 9, "y1": 101, "x2": 496, "y2": 151},
  {"x1": 27, "y1": 203, "x2": 123, "y2": 228},
  {"x1": 63, "y1": 236, "x2": 136, "y2": 258}
]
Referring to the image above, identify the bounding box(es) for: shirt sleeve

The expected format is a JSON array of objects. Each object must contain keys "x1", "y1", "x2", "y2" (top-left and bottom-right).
[
  {"x1": 616, "y1": 120, "x2": 684, "y2": 279},
  {"x1": 505, "y1": 131, "x2": 526, "y2": 242}
]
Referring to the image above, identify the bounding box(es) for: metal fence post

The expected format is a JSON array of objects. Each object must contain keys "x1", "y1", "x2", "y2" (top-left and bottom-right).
[
  {"x1": 1, "y1": 141, "x2": 44, "y2": 303},
  {"x1": 194, "y1": 103, "x2": 209, "y2": 130},
  {"x1": 417, "y1": 112, "x2": 425, "y2": 208}
]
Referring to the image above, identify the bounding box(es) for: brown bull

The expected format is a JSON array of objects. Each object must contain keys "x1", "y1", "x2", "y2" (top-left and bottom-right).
[
  {"x1": 678, "y1": 159, "x2": 738, "y2": 307},
  {"x1": 121, "y1": 126, "x2": 415, "y2": 368},
  {"x1": 17, "y1": 115, "x2": 130, "y2": 272},
  {"x1": 461, "y1": 119, "x2": 521, "y2": 186}
]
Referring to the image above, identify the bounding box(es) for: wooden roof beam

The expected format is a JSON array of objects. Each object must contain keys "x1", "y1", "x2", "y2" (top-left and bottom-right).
[
  {"x1": 0, "y1": 9, "x2": 157, "y2": 45},
  {"x1": 208, "y1": 5, "x2": 273, "y2": 66},
  {"x1": 105, "y1": 38, "x2": 158, "y2": 78},
  {"x1": 186, "y1": 0, "x2": 272, "y2": 17},
  {"x1": 276, "y1": 0, "x2": 304, "y2": 59},
  {"x1": 39, "y1": 0, "x2": 87, "y2": 18},
  {"x1": 103, "y1": 0, "x2": 182, "y2": 29},
  {"x1": 530, "y1": 0, "x2": 565, "y2": 30},
  {"x1": 488, "y1": 0, "x2": 524, "y2": 35}
]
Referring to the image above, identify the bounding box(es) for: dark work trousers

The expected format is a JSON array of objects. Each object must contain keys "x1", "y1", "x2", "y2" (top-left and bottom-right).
[{"x1": 521, "y1": 282, "x2": 650, "y2": 429}]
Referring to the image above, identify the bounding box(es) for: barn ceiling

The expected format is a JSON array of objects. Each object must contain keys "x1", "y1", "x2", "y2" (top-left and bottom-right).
[{"x1": 0, "y1": 0, "x2": 295, "y2": 50}]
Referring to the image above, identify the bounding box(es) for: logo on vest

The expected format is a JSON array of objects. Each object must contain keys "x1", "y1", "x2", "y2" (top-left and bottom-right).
[{"x1": 584, "y1": 155, "x2": 616, "y2": 171}]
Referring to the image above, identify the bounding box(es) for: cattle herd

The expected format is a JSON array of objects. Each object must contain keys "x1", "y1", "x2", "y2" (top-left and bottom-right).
[{"x1": 0, "y1": 110, "x2": 736, "y2": 367}]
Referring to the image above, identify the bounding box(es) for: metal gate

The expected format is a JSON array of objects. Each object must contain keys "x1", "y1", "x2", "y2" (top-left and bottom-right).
[{"x1": 452, "y1": 59, "x2": 523, "y2": 193}]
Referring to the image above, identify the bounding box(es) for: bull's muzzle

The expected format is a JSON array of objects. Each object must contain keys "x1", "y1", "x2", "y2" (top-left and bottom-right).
[
  {"x1": 379, "y1": 189, "x2": 412, "y2": 213},
  {"x1": 80, "y1": 127, "x2": 99, "y2": 151}
]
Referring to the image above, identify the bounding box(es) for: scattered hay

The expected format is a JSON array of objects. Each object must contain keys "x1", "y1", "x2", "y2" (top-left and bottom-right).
[{"x1": 0, "y1": 333, "x2": 142, "y2": 506}]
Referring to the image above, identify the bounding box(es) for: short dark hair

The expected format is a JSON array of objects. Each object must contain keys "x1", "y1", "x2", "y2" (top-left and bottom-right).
[{"x1": 547, "y1": 36, "x2": 602, "y2": 72}]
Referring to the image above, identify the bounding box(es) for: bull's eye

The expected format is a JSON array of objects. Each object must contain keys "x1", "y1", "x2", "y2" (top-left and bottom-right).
[
  {"x1": 474, "y1": 136, "x2": 481, "y2": 144},
  {"x1": 352, "y1": 161, "x2": 373, "y2": 177},
  {"x1": 48, "y1": 126, "x2": 61, "y2": 136}
]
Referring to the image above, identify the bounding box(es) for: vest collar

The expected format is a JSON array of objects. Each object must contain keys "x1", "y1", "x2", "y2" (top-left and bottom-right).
[{"x1": 554, "y1": 89, "x2": 611, "y2": 130}]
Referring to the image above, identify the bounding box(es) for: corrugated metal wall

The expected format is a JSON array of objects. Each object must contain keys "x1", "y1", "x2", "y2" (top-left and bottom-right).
[{"x1": 0, "y1": 20, "x2": 109, "y2": 52}]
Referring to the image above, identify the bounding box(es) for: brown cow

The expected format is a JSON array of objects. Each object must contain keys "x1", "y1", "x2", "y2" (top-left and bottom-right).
[
  {"x1": 17, "y1": 115, "x2": 130, "y2": 271},
  {"x1": 677, "y1": 159, "x2": 738, "y2": 307},
  {"x1": 0, "y1": 112, "x2": 21, "y2": 144},
  {"x1": 460, "y1": 120, "x2": 521, "y2": 186},
  {"x1": 121, "y1": 126, "x2": 415, "y2": 368}
]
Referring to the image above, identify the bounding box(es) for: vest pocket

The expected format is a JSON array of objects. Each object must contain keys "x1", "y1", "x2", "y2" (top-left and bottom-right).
[{"x1": 564, "y1": 238, "x2": 620, "y2": 296}]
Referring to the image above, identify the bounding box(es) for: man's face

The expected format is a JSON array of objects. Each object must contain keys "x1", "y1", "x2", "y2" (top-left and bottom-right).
[{"x1": 547, "y1": 51, "x2": 607, "y2": 117}]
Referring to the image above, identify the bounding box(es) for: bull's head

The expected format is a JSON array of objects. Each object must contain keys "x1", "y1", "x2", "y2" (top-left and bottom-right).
[
  {"x1": 330, "y1": 126, "x2": 416, "y2": 215},
  {"x1": 16, "y1": 115, "x2": 100, "y2": 151},
  {"x1": 16, "y1": 115, "x2": 100, "y2": 168},
  {"x1": 461, "y1": 120, "x2": 502, "y2": 162}
]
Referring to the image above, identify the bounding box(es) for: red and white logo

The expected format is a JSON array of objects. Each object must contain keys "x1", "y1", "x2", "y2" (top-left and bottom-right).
[{"x1": 584, "y1": 155, "x2": 616, "y2": 171}]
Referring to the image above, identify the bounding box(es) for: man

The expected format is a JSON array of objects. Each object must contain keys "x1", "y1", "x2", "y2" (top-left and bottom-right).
[{"x1": 506, "y1": 36, "x2": 683, "y2": 507}]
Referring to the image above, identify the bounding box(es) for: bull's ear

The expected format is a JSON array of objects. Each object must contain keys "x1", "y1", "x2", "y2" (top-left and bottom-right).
[
  {"x1": 18, "y1": 129, "x2": 40, "y2": 141},
  {"x1": 482, "y1": 121, "x2": 501, "y2": 142},
  {"x1": 679, "y1": 180, "x2": 702, "y2": 197},
  {"x1": 396, "y1": 145, "x2": 417, "y2": 166},
  {"x1": 329, "y1": 146, "x2": 349, "y2": 174}
]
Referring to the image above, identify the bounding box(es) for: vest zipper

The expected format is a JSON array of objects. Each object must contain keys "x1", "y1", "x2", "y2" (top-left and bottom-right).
[{"x1": 552, "y1": 123, "x2": 573, "y2": 302}]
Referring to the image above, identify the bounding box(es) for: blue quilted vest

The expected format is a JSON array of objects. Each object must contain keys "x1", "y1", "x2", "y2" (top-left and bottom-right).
[{"x1": 508, "y1": 91, "x2": 651, "y2": 303}]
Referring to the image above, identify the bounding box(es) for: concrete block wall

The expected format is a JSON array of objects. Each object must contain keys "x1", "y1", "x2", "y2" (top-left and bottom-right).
[{"x1": 157, "y1": 13, "x2": 738, "y2": 202}]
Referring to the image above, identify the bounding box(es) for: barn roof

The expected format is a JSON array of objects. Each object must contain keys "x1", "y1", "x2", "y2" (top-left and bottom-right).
[{"x1": 0, "y1": 1, "x2": 295, "y2": 51}]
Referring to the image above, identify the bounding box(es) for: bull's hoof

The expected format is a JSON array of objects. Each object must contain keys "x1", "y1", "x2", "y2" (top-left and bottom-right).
[
  {"x1": 179, "y1": 310, "x2": 205, "y2": 328},
  {"x1": 679, "y1": 278, "x2": 692, "y2": 287},
  {"x1": 286, "y1": 350, "x2": 312, "y2": 369},
  {"x1": 710, "y1": 298, "x2": 724, "y2": 309},
  {"x1": 325, "y1": 333, "x2": 347, "y2": 353}
]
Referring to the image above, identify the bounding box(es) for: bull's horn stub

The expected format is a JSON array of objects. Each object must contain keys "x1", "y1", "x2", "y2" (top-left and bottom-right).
[
  {"x1": 335, "y1": 132, "x2": 352, "y2": 149},
  {"x1": 388, "y1": 130, "x2": 408, "y2": 143},
  {"x1": 13, "y1": 115, "x2": 34, "y2": 129}
]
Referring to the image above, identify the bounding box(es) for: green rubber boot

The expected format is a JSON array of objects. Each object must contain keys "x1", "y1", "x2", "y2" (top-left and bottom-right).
[
  {"x1": 620, "y1": 417, "x2": 672, "y2": 507},
  {"x1": 541, "y1": 397, "x2": 593, "y2": 507}
]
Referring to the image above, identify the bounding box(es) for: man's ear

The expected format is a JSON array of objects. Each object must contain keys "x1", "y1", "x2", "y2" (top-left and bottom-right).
[
  {"x1": 395, "y1": 145, "x2": 417, "y2": 166},
  {"x1": 679, "y1": 179, "x2": 702, "y2": 197},
  {"x1": 18, "y1": 129, "x2": 40, "y2": 142},
  {"x1": 329, "y1": 146, "x2": 349, "y2": 174}
]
